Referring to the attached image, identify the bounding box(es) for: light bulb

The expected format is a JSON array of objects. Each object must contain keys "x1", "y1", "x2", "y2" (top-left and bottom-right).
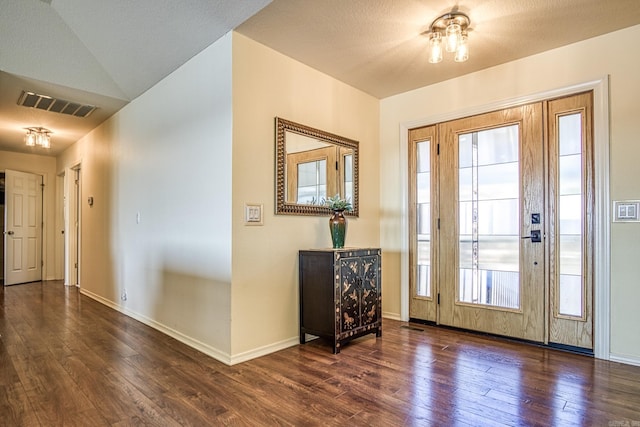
[
  {"x1": 25, "y1": 131, "x2": 36, "y2": 146},
  {"x1": 41, "y1": 133, "x2": 51, "y2": 149},
  {"x1": 445, "y1": 21, "x2": 461, "y2": 53},
  {"x1": 429, "y1": 32, "x2": 443, "y2": 63},
  {"x1": 454, "y1": 33, "x2": 469, "y2": 62}
]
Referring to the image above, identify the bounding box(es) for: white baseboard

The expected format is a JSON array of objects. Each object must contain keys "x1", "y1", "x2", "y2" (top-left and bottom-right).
[
  {"x1": 382, "y1": 312, "x2": 402, "y2": 321},
  {"x1": 230, "y1": 336, "x2": 300, "y2": 365},
  {"x1": 79, "y1": 288, "x2": 233, "y2": 365},
  {"x1": 609, "y1": 353, "x2": 640, "y2": 367}
]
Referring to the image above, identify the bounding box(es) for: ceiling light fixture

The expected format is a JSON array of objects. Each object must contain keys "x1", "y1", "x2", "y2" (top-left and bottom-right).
[
  {"x1": 427, "y1": 11, "x2": 470, "y2": 63},
  {"x1": 24, "y1": 127, "x2": 52, "y2": 149}
]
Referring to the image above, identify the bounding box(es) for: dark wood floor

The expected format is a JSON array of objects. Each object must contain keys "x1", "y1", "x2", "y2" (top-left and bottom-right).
[{"x1": 1, "y1": 282, "x2": 640, "y2": 426}]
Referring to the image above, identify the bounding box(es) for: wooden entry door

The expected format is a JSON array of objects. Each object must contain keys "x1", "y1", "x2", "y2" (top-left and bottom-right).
[
  {"x1": 409, "y1": 94, "x2": 594, "y2": 349},
  {"x1": 438, "y1": 104, "x2": 545, "y2": 342}
]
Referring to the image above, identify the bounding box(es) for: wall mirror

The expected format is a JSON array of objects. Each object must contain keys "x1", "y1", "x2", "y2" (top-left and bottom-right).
[{"x1": 275, "y1": 117, "x2": 359, "y2": 216}]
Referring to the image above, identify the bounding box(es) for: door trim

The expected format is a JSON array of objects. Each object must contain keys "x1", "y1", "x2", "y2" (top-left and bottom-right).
[
  {"x1": 398, "y1": 76, "x2": 610, "y2": 360},
  {"x1": 62, "y1": 163, "x2": 82, "y2": 287}
]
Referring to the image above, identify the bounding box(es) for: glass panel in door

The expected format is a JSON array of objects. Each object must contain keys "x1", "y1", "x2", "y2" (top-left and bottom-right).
[
  {"x1": 297, "y1": 159, "x2": 327, "y2": 204},
  {"x1": 557, "y1": 113, "x2": 583, "y2": 317},
  {"x1": 458, "y1": 126, "x2": 520, "y2": 310}
]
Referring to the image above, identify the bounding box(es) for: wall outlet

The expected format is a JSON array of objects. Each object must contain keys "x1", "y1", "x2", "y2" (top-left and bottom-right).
[{"x1": 121, "y1": 289, "x2": 127, "y2": 301}]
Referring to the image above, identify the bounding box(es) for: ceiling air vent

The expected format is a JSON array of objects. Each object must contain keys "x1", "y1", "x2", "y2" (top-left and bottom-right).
[{"x1": 17, "y1": 91, "x2": 97, "y2": 118}]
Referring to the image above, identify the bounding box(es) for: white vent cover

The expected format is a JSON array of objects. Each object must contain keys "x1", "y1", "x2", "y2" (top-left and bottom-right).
[{"x1": 17, "y1": 91, "x2": 97, "y2": 118}]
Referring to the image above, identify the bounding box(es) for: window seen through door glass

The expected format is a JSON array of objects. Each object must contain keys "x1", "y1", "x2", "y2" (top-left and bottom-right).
[
  {"x1": 557, "y1": 113, "x2": 583, "y2": 317},
  {"x1": 416, "y1": 140, "x2": 431, "y2": 297},
  {"x1": 297, "y1": 160, "x2": 327, "y2": 204},
  {"x1": 458, "y1": 125, "x2": 520, "y2": 309},
  {"x1": 344, "y1": 154, "x2": 353, "y2": 203}
]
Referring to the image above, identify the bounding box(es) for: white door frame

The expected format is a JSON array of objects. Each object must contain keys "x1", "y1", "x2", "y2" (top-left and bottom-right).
[
  {"x1": 63, "y1": 164, "x2": 81, "y2": 287},
  {"x1": 55, "y1": 173, "x2": 65, "y2": 280},
  {"x1": 398, "y1": 76, "x2": 611, "y2": 360}
]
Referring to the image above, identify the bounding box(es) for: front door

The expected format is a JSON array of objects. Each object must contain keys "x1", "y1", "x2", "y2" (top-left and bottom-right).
[
  {"x1": 4, "y1": 169, "x2": 43, "y2": 285},
  {"x1": 409, "y1": 92, "x2": 594, "y2": 350},
  {"x1": 438, "y1": 104, "x2": 545, "y2": 341}
]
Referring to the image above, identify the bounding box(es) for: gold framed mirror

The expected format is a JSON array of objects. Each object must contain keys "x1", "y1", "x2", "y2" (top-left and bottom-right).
[{"x1": 275, "y1": 117, "x2": 359, "y2": 216}]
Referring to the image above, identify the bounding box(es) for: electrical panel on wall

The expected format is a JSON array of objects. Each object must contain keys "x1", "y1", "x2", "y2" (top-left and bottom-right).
[{"x1": 613, "y1": 200, "x2": 640, "y2": 222}]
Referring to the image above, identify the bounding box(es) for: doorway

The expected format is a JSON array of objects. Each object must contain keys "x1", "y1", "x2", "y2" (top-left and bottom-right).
[
  {"x1": 61, "y1": 166, "x2": 81, "y2": 287},
  {"x1": 408, "y1": 92, "x2": 594, "y2": 351},
  {"x1": 0, "y1": 172, "x2": 4, "y2": 285}
]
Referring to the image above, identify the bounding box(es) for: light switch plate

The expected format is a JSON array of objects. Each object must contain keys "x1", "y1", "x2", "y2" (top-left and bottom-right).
[
  {"x1": 613, "y1": 200, "x2": 640, "y2": 222},
  {"x1": 244, "y1": 203, "x2": 263, "y2": 226}
]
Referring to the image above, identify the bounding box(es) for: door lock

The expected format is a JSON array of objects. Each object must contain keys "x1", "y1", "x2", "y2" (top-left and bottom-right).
[{"x1": 521, "y1": 229, "x2": 542, "y2": 243}]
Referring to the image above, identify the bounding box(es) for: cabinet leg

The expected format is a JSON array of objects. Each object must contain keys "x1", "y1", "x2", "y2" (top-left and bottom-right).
[
  {"x1": 376, "y1": 327, "x2": 382, "y2": 337},
  {"x1": 300, "y1": 332, "x2": 306, "y2": 344}
]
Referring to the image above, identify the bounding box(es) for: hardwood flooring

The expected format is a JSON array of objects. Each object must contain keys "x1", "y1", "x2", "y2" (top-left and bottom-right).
[{"x1": 1, "y1": 281, "x2": 640, "y2": 426}]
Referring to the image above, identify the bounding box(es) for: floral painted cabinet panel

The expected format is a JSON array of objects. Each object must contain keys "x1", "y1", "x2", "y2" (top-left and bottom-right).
[
  {"x1": 299, "y1": 248, "x2": 382, "y2": 354},
  {"x1": 340, "y1": 255, "x2": 379, "y2": 331}
]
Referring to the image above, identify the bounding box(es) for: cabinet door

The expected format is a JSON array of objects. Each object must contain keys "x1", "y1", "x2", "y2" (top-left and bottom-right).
[
  {"x1": 340, "y1": 257, "x2": 360, "y2": 331},
  {"x1": 360, "y1": 255, "x2": 379, "y2": 326}
]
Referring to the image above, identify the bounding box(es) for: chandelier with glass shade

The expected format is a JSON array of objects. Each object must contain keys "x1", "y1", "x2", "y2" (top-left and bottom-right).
[
  {"x1": 427, "y1": 11, "x2": 470, "y2": 63},
  {"x1": 24, "y1": 127, "x2": 52, "y2": 149}
]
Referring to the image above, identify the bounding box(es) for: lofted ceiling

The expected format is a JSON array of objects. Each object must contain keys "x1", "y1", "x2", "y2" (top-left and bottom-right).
[
  {"x1": 0, "y1": 0, "x2": 271, "y2": 156},
  {"x1": 1, "y1": 0, "x2": 640, "y2": 157}
]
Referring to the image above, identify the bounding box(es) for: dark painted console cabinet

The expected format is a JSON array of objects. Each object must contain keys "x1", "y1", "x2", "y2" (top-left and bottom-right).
[{"x1": 299, "y1": 248, "x2": 382, "y2": 353}]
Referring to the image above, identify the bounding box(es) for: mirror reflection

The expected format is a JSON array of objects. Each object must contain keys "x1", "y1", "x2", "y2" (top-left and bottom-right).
[{"x1": 275, "y1": 117, "x2": 359, "y2": 216}]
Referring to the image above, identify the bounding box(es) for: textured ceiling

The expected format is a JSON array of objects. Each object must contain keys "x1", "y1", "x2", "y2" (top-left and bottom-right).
[
  {"x1": 237, "y1": 0, "x2": 640, "y2": 99},
  {"x1": 1, "y1": 0, "x2": 639, "y2": 157}
]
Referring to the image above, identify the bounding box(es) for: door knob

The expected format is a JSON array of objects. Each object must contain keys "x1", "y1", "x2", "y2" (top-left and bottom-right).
[
  {"x1": 4, "y1": 230, "x2": 14, "y2": 235},
  {"x1": 521, "y1": 229, "x2": 542, "y2": 243}
]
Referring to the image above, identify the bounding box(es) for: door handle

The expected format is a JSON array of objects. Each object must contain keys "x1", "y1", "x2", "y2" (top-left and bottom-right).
[
  {"x1": 521, "y1": 230, "x2": 541, "y2": 243},
  {"x1": 4, "y1": 230, "x2": 15, "y2": 235}
]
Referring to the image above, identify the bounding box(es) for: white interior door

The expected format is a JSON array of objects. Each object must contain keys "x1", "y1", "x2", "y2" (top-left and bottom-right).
[{"x1": 4, "y1": 169, "x2": 43, "y2": 286}]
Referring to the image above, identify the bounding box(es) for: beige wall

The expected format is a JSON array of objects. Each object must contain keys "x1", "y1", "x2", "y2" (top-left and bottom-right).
[
  {"x1": 0, "y1": 150, "x2": 58, "y2": 281},
  {"x1": 57, "y1": 33, "x2": 234, "y2": 361},
  {"x1": 53, "y1": 31, "x2": 380, "y2": 364},
  {"x1": 39, "y1": 23, "x2": 640, "y2": 365},
  {"x1": 380, "y1": 25, "x2": 640, "y2": 362},
  {"x1": 231, "y1": 33, "x2": 380, "y2": 359}
]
